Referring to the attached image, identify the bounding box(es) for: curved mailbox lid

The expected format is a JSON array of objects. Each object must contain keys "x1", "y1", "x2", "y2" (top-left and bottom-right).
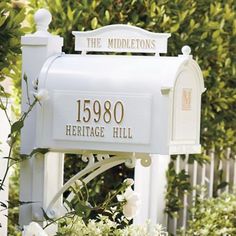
[{"x1": 36, "y1": 54, "x2": 204, "y2": 155}]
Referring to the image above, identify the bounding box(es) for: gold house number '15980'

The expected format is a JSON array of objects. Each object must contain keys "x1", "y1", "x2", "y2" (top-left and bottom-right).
[{"x1": 77, "y1": 99, "x2": 124, "y2": 124}]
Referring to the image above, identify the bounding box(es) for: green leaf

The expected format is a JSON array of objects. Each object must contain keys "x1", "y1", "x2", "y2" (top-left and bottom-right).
[
  {"x1": 217, "y1": 181, "x2": 228, "y2": 190},
  {"x1": 74, "y1": 202, "x2": 91, "y2": 217},
  {"x1": 0, "y1": 85, "x2": 4, "y2": 92},
  {"x1": 91, "y1": 17, "x2": 98, "y2": 29},
  {"x1": 3, "y1": 156, "x2": 19, "y2": 161},
  {"x1": 105, "y1": 10, "x2": 110, "y2": 22},
  {"x1": 212, "y1": 30, "x2": 220, "y2": 39},
  {"x1": 201, "y1": 32, "x2": 208, "y2": 40},
  {"x1": 0, "y1": 201, "x2": 7, "y2": 209},
  {"x1": 170, "y1": 23, "x2": 179, "y2": 33},
  {"x1": 11, "y1": 120, "x2": 24, "y2": 133},
  {"x1": 67, "y1": 6, "x2": 73, "y2": 22},
  {"x1": 13, "y1": 8, "x2": 25, "y2": 25},
  {"x1": 23, "y1": 73, "x2": 27, "y2": 83},
  {"x1": 30, "y1": 148, "x2": 50, "y2": 156},
  {"x1": 42, "y1": 208, "x2": 52, "y2": 221},
  {"x1": 0, "y1": 102, "x2": 6, "y2": 110},
  {"x1": 0, "y1": 15, "x2": 7, "y2": 27},
  {"x1": 19, "y1": 154, "x2": 29, "y2": 160}
]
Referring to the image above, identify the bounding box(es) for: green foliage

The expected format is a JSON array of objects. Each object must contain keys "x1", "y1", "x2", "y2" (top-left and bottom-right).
[
  {"x1": 165, "y1": 157, "x2": 191, "y2": 217},
  {"x1": 0, "y1": 1, "x2": 26, "y2": 83},
  {"x1": 57, "y1": 215, "x2": 167, "y2": 236},
  {"x1": 7, "y1": 165, "x2": 21, "y2": 236},
  {"x1": 63, "y1": 154, "x2": 134, "y2": 212},
  {"x1": 182, "y1": 193, "x2": 236, "y2": 236},
  {"x1": 61, "y1": 172, "x2": 133, "y2": 224}
]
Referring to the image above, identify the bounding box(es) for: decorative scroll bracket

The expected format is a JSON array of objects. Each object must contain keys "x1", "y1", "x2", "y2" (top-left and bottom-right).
[
  {"x1": 45, "y1": 153, "x2": 151, "y2": 219},
  {"x1": 72, "y1": 24, "x2": 171, "y2": 55}
]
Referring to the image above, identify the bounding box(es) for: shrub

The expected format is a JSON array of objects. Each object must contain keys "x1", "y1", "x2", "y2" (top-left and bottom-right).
[
  {"x1": 183, "y1": 193, "x2": 236, "y2": 236},
  {"x1": 57, "y1": 215, "x2": 167, "y2": 236},
  {"x1": 0, "y1": 1, "x2": 26, "y2": 85}
]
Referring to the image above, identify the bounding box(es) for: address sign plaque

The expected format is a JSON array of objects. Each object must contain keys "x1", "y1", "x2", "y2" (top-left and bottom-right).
[
  {"x1": 53, "y1": 91, "x2": 152, "y2": 144},
  {"x1": 73, "y1": 24, "x2": 171, "y2": 54}
]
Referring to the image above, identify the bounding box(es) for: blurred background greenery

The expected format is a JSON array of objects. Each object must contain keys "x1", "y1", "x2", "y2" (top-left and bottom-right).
[{"x1": 0, "y1": 0, "x2": 235, "y2": 235}]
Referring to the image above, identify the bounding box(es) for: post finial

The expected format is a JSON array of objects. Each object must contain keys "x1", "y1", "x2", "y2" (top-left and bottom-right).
[
  {"x1": 181, "y1": 45, "x2": 191, "y2": 56},
  {"x1": 34, "y1": 9, "x2": 52, "y2": 35}
]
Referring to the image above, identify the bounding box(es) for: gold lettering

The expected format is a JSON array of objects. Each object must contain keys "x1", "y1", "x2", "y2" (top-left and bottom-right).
[
  {"x1": 136, "y1": 39, "x2": 140, "y2": 49},
  {"x1": 114, "y1": 38, "x2": 117, "y2": 48},
  {"x1": 123, "y1": 128, "x2": 127, "y2": 138},
  {"x1": 182, "y1": 88, "x2": 192, "y2": 111},
  {"x1": 97, "y1": 38, "x2": 101, "y2": 48},
  {"x1": 108, "y1": 38, "x2": 114, "y2": 48},
  {"x1": 112, "y1": 127, "x2": 133, "y2": 139},
  {"x1": 117, "y1": 39, "x2": 122, "y2": 48},
  {"x1": 90, "y1": 127, "x2": 95, "y2": 137},
  {"x1": 85, "y1": 126, "x2": 90, "y2": 136},
  {"x1": 151, "y1": 40, "x2": 156, "y2": 49},
  {"x1": 122, "y1": 39, "x2": 127, "y2": 48},
  {"x1": 65, "y1": 125, "x2": 105, "y2": 138},
  {"x1": 95, "y1": 127, "x2": 100, "y2": 136},
  {"x1": 113, "y1": 127, "x2": 119, "y2": 138},
  {"x1": 87, "y1": 38, "x2": 101, "y2": 48},
  {"x1": 82, "y1": 126, "x2": 85, "y2": 136},
  {"x1": 128, "y1": 128, "x2": 133, "y2": 139},
  {"x1": 66, "y1": 125, "x2": 71, "y2": 136},
  {"x1": 145, "y1": 39, "x2": 151, "y2": 49},
  {"x1": 100, "y1": 127, "x2": 104, "y2": 137},
  {"x1": 77, "y1": 126, "x2": 82, "y2": 136},
  {"x1": 119, "y1": 128, "x2": 122, "y2": 138},
  {"x1": 140, "y1": 39, "x2": 145, "y2": 49},
  {"x1": 72, "y1": 126, "x2": 77, "y2": 136},
  {"x1": 131, "y1": 39, "x2": 135, "y2": 49},
  {"x1": 106, "y1": 38, "x2": 156, "y2": 50}
]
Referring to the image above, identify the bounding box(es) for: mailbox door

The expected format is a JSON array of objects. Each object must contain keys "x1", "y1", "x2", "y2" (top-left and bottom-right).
[
  {"x1": 172, "y1": 69, "x2": 200, "y2": 144},
  {"x1": 171, "y1": 67, "x2": 200, "y2": 144}
]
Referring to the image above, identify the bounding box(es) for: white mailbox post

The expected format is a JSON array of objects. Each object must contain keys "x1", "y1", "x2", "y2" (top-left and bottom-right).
[{"x1": 19, "y1": 9, "x2": 205, "y2": 234}]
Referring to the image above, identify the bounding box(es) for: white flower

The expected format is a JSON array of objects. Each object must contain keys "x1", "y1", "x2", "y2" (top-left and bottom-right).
[
  {"x1": 6, "y1": 137, "x2": 12, "y2": 146},
  {"x1": 124, "y1": 178, "x2": 134, "y2": 187},
  {"x1": 117, "y1": 187, "x2": 141, "y2": 219},
  {"x1": 32, "y1": 79, "x2": 38, "y2": 90},
  {"x1": 33, "y1": 89, "x2": 49, "y2": 102},
  {"x1": 23, "y1": 222, "x2": 48, "y2": 236}
]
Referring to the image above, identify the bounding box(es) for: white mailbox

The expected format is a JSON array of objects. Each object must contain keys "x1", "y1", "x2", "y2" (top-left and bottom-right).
[
  {"x1": 34, "y1": 25, "x2": 205, "y2": 155},
  {"x1": 19, "y1": 10, "x2": 206, "y2": 229}
]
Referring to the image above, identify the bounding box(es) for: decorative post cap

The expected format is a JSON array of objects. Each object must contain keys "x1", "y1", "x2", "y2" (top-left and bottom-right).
[
  {"x1": 34, "y1": 8, "x2": 52, "y2": 36},
  {"x1": 181, "y1": 45, "x2": 191, "y2": 56}
]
